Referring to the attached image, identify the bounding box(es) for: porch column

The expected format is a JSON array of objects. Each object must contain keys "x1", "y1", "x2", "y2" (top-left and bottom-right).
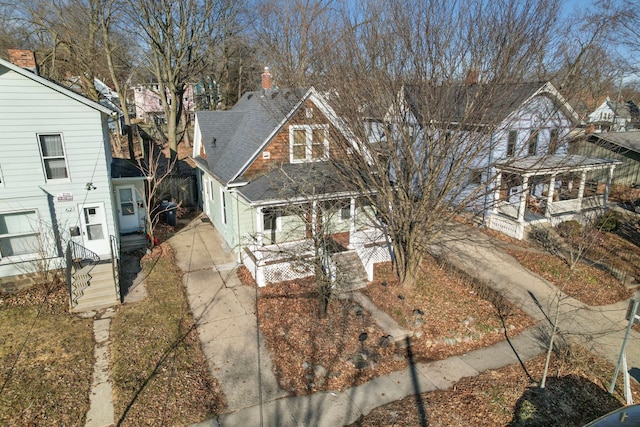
[
  {"x1": 517, "y1": 175, "x2": 529, "y2": 223},
  {"x1": 256, "y1": 207, "x2": 264, "y2": 246},
  {"x1": 577, "y1": 171, "x2": 587, "y2": 212},
  {"x1": 311, "y1": 200, "x2": 318, "y2": 236},
  {"x1": 492, "y1": 172, "x2": 502, "y2": 215},
  {"x1": 348, "y1": 197, "x2": 356, "y2": 249},
  {"x1": 604, "y1": 165, "x2": 616, "y2": 208},
  {"x1": 546, "y1": 174, "x2": 556, "y2": 219}
]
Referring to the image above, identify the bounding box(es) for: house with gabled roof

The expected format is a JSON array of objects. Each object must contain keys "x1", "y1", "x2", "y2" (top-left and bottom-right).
[
  {"x1": 391, "y1": 79, "x2": 620, "y2": 240},
  {"x1": 0, "y1": 53, "x2": 148, "y2": 311},
  {"x1": 192, "y1": 68, "x2": 390, "y2": 287},
  {"x1": 587, "y1": 97, "x2": 639, "y2": 133}
]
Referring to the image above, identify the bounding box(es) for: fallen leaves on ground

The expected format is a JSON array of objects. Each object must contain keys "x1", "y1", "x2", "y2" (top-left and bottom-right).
[
  {"x1": 256, "y1": 255, "x2": 534, "y2": 396},
  {"x1": 0, "y1": 280, "x2": 94, "y2": 426},
  {"x1": 111, "y1": 243, "x2": 225, "y2": 425},
  {"x1": 348, "y1": 344, "x2": 640, "y2": 427},
  {"x1": 505, "y1": 249, "x2": 633, "y2": 306}
]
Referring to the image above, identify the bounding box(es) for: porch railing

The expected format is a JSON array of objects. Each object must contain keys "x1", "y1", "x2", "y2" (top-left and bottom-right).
[
  {"x1": 65, "y1": 241, "x2": 100, "y2": 308},
  {"x1": 110, "y1": 235, "x2": 121, "y2": 302}
]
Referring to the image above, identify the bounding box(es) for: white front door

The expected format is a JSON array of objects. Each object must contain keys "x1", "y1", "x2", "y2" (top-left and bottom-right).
[
  {"x1": 116, "y1": 185, "x2": 139, "y2": 233},
  {"x1": 79, "y1": 203, "x2": 110, "y2": 256}
]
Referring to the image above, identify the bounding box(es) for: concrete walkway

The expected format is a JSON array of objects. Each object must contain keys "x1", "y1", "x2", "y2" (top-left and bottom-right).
[
  {"x1": 168, "y1": 217, "x2": 640, "y2": 426},
  {"x1": 84, "y1": 310, "x2": 116, "y2": 427},
  {"x1": 169, "y1": 217, "x2": 286, "y2": 413}
]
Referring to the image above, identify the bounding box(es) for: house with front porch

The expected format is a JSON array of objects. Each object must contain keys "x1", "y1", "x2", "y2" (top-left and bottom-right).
[
  {"x1": 192, "y1": 69, "x2": 390, "y2": 287},
  {"x1": 0, "y1": 55, "x2": 147, "y2": 311},
  {"x1": 393, "y1": 80, "x2": 619, "y2": 240}
]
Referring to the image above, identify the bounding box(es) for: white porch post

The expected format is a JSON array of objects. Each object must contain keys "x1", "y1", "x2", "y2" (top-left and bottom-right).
[
  {"x1": 348, "y1": 197, "x2": 356, "y2": 249},
  {"x1": 492, "y1": 172, "x2": 502, "y2": 215},
  {"x1": 577, "y1": 171, "x2": 587, "y2": 212},
  {"x1": 604, "y1": 165, "x2": 616, "y2": 208},
  {"x1": 311, "y1": 200, "x2": 318, "y2": 236},
  {"x1": 256, "y1": 207, "x2": 264, "y2": 246},
  {"x1": 518, "y1": 175, "x2": 530, "y2": 223},
  {"x1": 546, "y1": 174, "x2": 556, "y2": 219}
]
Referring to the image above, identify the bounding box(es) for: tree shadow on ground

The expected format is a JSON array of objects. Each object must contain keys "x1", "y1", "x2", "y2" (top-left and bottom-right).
[{"x1": 509, "y1": 375, "x2": 622, "y2": 426}]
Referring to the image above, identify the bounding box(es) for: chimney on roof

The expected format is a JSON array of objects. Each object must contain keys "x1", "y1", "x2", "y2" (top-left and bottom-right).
[
  {"x1": 261, "y1": 66, "x2": 273, "y2": 91},
  {"x1": 465, "y1": 69, "x2": 479, "y2": 86},
  {"x1": 7, "y1": 49, "x2": 39, "y2": 75}
]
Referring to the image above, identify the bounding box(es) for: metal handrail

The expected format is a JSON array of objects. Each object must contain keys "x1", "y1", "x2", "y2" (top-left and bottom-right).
[
  {"x1": 110, "y1": 235, "x2": 121, "y2": 302},
  {"x1": 68, "y1": 240, "x2": 100, "y2": 266},
  {"x1": 65, "y1": 240, "x2": 100, "y2": 308}
]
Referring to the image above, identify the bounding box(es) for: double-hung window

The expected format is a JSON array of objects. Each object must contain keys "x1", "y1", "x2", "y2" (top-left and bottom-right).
[
  {"x1": 290, "y1": 125, "x2": 329, "y2": 163},
  {"x1": 528, "y1": 130, "x2": 538, "y2": 156},
  {"x1": 0, "y1": 211, "x2": 40, "y2": 259},
  {"x1": 507, "y1": 130, "x2": 517, "y2": 157},
  {"x1": 38, "y1": 134, "x2": 69, "y2": 180}
]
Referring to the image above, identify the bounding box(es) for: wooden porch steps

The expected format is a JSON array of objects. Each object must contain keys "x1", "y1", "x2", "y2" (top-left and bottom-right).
[
  {"x1": 71, "y1": 263, "x2": 120, "y2": 313},
  {"x1": 332, "y1": 250, "x2": 369, "y2": 293}
]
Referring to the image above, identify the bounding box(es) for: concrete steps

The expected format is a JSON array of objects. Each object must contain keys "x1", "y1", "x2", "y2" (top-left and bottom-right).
[
  {"x1": 71, "y1": 263, "x2": 120, "y2": 313},
  {"x1": 332, "y1": 250, "x2": 369, "y2": 292}
]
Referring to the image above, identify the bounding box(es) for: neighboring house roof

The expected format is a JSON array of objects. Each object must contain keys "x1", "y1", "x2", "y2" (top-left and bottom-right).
[
  {"x1": 0, "y1": 57, "x2": 115, "y2": 116},
  {"x1": 495, "y1": 154, "x2": 620, "y2": 174},
  {"x1": 111, "y1": 158, "x2": 145, "y2": 179},
  {"x1": 194, "y1": 87, "x2": 342, "y2": 186},
  {"x1": 586, "y1": 130, "x2": 640, "y2": 154},
  {"x1": 401, "y1": 81, "x2": 579, "y2": 128},
  {"x1": 588, "y1": 97, "x2": 638, "y2": 123}
]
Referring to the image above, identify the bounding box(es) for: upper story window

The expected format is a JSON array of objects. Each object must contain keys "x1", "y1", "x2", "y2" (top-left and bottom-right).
[
  {"x1": 38, "y1": 134, "x2": 69, "y2": 181},
  {"x1": 549, "y1": 129, "x2": 560, "y2": 154},
  {"x1": 290, "y1": 125, "x2": 329, "y2": 163},
  {"x1": 507, "y1": 130, "x2": 517, "y2": 157},
  {"x1": 528, "y1": 130, "x2": 538, "y2": 156},
  {"x1": 0, "y1": 210, "x2": 40, "y2": 259}
]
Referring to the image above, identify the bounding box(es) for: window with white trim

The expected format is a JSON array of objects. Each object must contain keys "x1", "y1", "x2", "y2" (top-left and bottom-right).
[
  {"x1": 0, "y1": 210, "x2": 40, "y2": 258},
  {"x1": 262, "y1": 208, "x2": 281, "y2": 232},
  {"x1": 221, "y1": 189, "x2": 228, "y2": 224},
  {"x1": 290, "y1": 125, "x2": 329, "y2": 163},
  {"x1": 38, "y1": 134, "x2": 69, "y2": 180}
]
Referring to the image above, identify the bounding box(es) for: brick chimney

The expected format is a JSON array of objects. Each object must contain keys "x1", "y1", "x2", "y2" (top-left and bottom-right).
[
  {"x1": 465, "y1": 69, "x2": 479, "y2": 86},
  {"x1": 7, "y1": 49, "x2": 39, "y2": 75},
  {"x1": 261, "y1": 66, "x2": 273, "y2": 91}
]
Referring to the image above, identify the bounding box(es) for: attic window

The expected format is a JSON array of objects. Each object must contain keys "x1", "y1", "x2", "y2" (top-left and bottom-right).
[
  {"x1": 290, "y1": 125, "x2": 329, "y2": 163},
  {"x1": 306, "y1": 107, "x2": 313, "y2": 118}
]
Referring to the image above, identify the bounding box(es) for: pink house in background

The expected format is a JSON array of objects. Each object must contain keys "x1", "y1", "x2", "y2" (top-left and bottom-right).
[{"x1": 132, "y1": 83, "x2": 195, "y2": 124}]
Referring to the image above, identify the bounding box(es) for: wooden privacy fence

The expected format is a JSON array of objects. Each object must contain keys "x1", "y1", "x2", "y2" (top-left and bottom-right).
[{"x1": 156, "y1": 175, "x2": 198, "y2": 207}]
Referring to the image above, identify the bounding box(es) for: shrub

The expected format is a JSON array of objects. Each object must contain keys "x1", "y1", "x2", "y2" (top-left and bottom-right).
[
  {"x1": 595, "y1": 211, "x2": 620, "y2": 232},
  {"x1": 529, "y1": 226, "x2": 559, "y2": 254},
  {"x1": 557, "y1": 220, "x2": 583, "y2": 239}
]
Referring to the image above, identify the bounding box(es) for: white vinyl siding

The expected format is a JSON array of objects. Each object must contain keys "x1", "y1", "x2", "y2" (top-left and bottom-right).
[
  {"x1": 0, "y1": 210, "x2": 40, "y2": 258},
  {"x1": 38, "y1": 133, "x2": 69, "y2": 181}
]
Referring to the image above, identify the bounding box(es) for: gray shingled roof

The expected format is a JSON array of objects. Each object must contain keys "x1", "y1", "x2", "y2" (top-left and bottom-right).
[
  {"x1": 403, "y1": 81, "x2": 566, "y2": 126},
  {"x1": 236, "y1": 162, "x2": 359, "y2": 204},
  {"x1": 495, "y1": 154, "x2": 620, "y2": 174},
  {"x1": 194, "y1": 88, "x2": 308, "y2": 184},
  {"x1": 588, "y1": 130, "x2": 640, "y2": 154},
  {"x1": 111, "y1": 158, "x2": 144, "y2": 178}
]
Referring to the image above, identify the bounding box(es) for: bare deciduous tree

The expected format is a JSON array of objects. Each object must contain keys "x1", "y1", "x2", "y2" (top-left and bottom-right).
[
  {"x1": 128, "y1": 0, "x2": 232, "y2": 164},
  {"x1": 322, "y1": 0, "x2": 564, "y2": 285}
]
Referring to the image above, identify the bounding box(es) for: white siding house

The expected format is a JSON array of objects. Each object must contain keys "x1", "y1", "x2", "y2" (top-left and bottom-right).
[{"x1": 0, "y1": 57, "x2": 122, "y2": 308}]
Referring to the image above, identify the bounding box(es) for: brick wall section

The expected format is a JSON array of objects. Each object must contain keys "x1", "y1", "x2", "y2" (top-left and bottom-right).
[{"x1": 243, "y1": 99, "x2": 350, "y2": 179}]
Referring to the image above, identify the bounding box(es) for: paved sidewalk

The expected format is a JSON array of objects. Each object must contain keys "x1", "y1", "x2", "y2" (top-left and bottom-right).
[
  {"x1": 169, "y1": 217, "x2": 286, "y2": 413},
  {"x1": 172, "y1": 217, "x2": 640, "y2": 426}
]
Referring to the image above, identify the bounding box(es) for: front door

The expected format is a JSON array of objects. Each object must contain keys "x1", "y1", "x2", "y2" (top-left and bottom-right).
[
  {"x1": 79, "y1": 203, "x2": 110, "y2": 256},
  {"x1": 116, "y1": 185, "x2": 139, "y2": 233}
]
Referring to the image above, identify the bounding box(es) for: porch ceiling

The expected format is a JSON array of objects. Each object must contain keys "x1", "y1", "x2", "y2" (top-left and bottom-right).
[{"x1": 495, "y1": 154, "x2": 620, "y2": 176}]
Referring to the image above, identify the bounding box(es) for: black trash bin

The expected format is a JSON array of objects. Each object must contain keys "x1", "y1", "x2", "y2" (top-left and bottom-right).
[{"x1": 160, "y1": 200, "x2": 177, "y2": 226}]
